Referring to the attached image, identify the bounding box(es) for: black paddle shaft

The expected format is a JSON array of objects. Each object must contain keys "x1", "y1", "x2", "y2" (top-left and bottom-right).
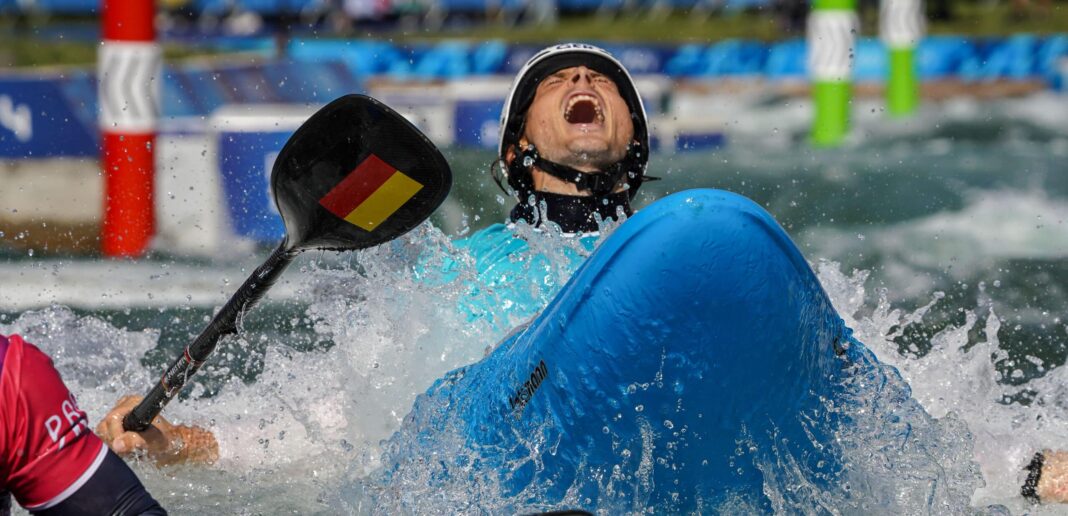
[{"x1": 123, "y1": 243, "x2": 296, "y2": 431}]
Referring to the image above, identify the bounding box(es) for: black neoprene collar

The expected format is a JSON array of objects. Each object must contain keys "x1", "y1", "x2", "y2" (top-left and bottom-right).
[{"x1": 509, "y1": 190, "x2": 632, "y2": 234}]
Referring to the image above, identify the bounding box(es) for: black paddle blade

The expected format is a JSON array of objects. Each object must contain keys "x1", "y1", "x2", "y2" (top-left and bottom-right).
[{"x1": 271, "y1": 94, "x2": 452, "y2": 252}]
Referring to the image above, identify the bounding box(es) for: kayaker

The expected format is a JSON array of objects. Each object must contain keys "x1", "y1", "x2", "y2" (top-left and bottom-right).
[
  {"x1": 93, "y1": 43, "x2": 1068, "y2": 509},
  {"x1": 492, "y1": 42, "x2": 653, "y2": 234},
  {"x1": 0, "y1": 333, "x2": 166, "y2": 514},
  {"x1": 97, "y1": 42, "x2": 650, "y2": 467}
]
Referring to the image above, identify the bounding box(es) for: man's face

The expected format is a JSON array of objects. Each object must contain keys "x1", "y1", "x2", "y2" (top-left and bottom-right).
[{"x1": 520, "y1": 66, "x2": 635, "y2": 172}]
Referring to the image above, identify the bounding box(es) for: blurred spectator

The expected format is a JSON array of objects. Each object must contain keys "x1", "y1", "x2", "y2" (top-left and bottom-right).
[
  {"x1": 773, "y1": 0, "x2": 806, "y2": 34},
  {"x1": 526, "y1": 0, "x2": 558, "y2": 25},
  {"x1": 927, "y1": 0, "x2": 952, "y2": 22},
  {"x1": 1010, "y1": 0, "x2": 1052, "y2": 21},
  {"x1": 157, "y1": 0, "x2": 198, "y2": 32},
  {"x1": 197, "y1": 0, "x2": 265, "y2": 36},
  {"x1": 343, "y1": 0, "x2": 391, "y2": 21}
]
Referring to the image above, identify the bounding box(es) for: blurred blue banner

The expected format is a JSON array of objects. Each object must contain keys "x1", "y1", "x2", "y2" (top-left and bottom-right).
[
  {"x1": 454, "y1": 99, "x2": 503, "y2": 148},
  {"x1": 0, "y1": 78, "x2": 99, "y2": 158},
  {"x1": 216, "y1": 129, "x2": 289, "y2": 242}
]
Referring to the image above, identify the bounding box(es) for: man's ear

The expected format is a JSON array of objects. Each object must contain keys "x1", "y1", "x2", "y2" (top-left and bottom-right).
[{"x1": 506, "y1": 137, "x2": 531, "y2": 167}]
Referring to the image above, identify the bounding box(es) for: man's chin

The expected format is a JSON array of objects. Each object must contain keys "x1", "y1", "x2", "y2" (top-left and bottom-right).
[
  {"x1": 565, "y1": 139, "x2": 613, "y2": 158},
  {"x1": 558, "y1": 150, "x2": 620, "y2": 171}
]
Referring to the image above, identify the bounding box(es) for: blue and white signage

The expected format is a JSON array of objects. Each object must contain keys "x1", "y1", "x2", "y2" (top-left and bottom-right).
[{"x1": 0, "y1": 78, "x2": 98, "y2": 158}]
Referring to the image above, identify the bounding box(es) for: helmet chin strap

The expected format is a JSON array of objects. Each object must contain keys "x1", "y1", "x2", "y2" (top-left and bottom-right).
[{"x1": 517, "y1": 142, "x2": 643, "y2": 197}]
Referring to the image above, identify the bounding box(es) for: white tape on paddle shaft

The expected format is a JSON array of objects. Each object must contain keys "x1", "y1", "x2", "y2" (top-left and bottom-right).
[
  {"x1": 807, "y1": 11, "x2": 859, "y2": 82},
  {"x1": 98, "y1": 41, "x2": 161, "y2": 132},
  {"x1": 880, "y1": 0, "x2": 926, "y2": 48}
]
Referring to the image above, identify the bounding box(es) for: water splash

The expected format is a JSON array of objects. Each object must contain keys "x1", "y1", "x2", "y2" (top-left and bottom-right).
[
  {"x1": 817, "y1": 261, "x2": 1068, "y2": 514},
  {"x1": 1, "y1": 223, "x2": 1063, "y2": 513}
]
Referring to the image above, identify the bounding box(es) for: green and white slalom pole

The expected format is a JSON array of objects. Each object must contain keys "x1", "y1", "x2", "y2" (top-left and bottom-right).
[
  {"x1": 880, "y1": 0, "x2": 925, "y2": 116},
  {"x1": 807, "y1": 0, "x2": 859, "y2": 147}
]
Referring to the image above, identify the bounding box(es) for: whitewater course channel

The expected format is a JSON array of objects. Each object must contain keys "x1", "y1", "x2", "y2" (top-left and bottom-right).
[{"x1": 1, "y1": 94, "x2": 1066, "y2": 514}]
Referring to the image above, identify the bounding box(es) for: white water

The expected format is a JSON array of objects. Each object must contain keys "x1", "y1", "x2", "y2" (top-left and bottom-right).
[
  {"x1": 803, "y1": 187, "x2": 1068, "y2": 301},
  {"x1": 0, "y1": 258, "x2": 304, "y2": 311},
  {"x1": 0, "y1": 222, "x2": 597, "y2": 513},
  {"x1": 1, "y1": 216, "x2": 1062, "y2": 513},
  {"x1": 817, "y1": 262, "x2": 1068, "y2": 515},
  {"x1": 709, "y1": 92, "x2": 1068, "y2": 146}
]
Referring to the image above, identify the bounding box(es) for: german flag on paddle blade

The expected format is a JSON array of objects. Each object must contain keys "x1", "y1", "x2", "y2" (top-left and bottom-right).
[{"x1": 318, "y1": 154, "x2": 423, "y2": 231}]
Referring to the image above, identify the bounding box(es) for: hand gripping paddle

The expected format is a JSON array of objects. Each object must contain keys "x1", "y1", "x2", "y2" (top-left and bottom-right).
[{"x1": 123, "y1": 95, "x2": 452, "y2": 431}]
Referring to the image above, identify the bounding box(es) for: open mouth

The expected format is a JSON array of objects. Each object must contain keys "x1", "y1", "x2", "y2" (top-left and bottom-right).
[{"x1": 564, "y1": 94, "x2": 604, "y2": 125}]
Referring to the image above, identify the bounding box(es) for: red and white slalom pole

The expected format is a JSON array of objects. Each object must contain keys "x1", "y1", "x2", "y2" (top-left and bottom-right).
[{"x1": 99, "y1": 0, "x2": 160, "y2": 257}]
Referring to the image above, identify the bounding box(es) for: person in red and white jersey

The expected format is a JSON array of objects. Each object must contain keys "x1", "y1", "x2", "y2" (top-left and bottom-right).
[{"x1": 0, "y1": 334, "x2": 164, "y2": 515}]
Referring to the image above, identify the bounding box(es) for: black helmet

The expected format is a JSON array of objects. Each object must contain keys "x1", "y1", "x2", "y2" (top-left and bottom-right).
[{"x1": 496, "y1": 43, "x2": 650, "y2": 200}]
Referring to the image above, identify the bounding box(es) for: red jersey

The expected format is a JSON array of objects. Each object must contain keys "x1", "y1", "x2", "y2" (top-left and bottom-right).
[{"x1": 0, "y1": 334, "x2": 107, "y2": 511}]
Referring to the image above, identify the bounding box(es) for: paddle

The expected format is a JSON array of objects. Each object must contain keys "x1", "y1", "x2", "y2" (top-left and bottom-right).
[{"x1": 123, "y1": 94, "x2": 452, "y2": 431}]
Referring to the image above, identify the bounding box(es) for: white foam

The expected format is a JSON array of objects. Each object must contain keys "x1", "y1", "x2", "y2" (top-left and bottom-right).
[
  {"x1": 0, "y1": 258, "x2": 304, "y2": 311},
  {"x1": 804, "y1": 188, "x2": 1068, "y2": 280},
  {"x1": 0, "y1": 219, "x2": 1062, "y2": 513},
  {"x1": 817, "y1": 261, "x2": 1068, "y2": 514}
]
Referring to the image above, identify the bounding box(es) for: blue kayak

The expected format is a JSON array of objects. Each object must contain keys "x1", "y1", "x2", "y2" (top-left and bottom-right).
[{"x1": 377, "y1": 189, "x2": 856, "y2": 512}]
